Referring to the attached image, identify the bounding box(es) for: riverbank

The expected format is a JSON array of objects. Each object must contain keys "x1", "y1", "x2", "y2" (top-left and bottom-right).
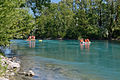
[
  {"x1": 0, "y1": 52, "x2": 35, "y2": 80},
  {"x1": 0, "y1": 54, "x2": 20, "y2": 80},
  {"x1": 38, "y1": 37, "x2": 120, "y2": 41}
]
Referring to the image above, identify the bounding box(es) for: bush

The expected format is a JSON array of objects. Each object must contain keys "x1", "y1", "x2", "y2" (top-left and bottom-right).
[{"x1": 78, "y1": 36, "x2": 83, "y2": 40}]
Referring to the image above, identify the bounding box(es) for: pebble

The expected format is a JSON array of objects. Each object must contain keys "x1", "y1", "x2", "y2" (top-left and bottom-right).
[
  {"x1": 0, "y1": 77, "x2": 9, "y2": 80},
  {"x1": 0, "y1": 55, "x2": 20, "y2": 80},
  {"x1": 25, "y1": 70, "x2": 35, "y2": 77}
]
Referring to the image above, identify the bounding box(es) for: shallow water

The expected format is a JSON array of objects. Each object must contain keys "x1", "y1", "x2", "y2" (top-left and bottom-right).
[{"x1": 9, "y1": 40, "x2": 120, "y2": 80}]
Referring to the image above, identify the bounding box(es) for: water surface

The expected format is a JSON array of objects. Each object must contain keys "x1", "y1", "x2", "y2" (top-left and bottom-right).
[{"x1": 10, "y1": 40, "x2": 120, "y2": 80}]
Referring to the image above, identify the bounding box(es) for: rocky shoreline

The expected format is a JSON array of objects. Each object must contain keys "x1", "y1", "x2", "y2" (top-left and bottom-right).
[
  {"x1": 0, "y1": 55, "x2": 20, "y2": 80},
  {"x1": 0, "y1": 55, "x2": 35, "y2": 80}
]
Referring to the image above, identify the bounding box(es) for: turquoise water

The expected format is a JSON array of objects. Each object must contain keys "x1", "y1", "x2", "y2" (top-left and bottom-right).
[{"x1": 10, "y1": 40, "x2": 120, "y2": 80}]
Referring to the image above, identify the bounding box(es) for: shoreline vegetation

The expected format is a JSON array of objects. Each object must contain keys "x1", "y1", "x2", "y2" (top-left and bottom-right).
[
  {"x1": 38, "y1": 37, "x2": 120, "y2": 40},
  {"x1": 16, "y1": 37, "x2": 120, "y2": 41}
]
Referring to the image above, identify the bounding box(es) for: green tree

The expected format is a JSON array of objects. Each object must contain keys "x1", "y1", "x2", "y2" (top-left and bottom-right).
[{"x1": 0, "y1": 0, "x2": 34, "y2": 46}]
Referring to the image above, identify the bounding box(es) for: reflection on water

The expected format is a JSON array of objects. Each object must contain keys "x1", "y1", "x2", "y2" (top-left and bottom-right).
[
  {"x1": 80, "y1": 43, "x2": 84, "y2": 50},
  {"x1": 80, "y1": 43, "x2": 90, "y2": 52},
  {"x1": 10, "y1": 40, "x2": 120, "y2": 80},
  {"x1": 29, "y1": 41, "x2": 35, "y2": 48}
]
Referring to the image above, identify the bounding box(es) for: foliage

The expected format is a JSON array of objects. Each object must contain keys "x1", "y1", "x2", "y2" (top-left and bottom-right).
[
  {"x1": 0, "y1": 0, "x2": 34, "y2": 46},
  {"x1": 33, "y1": 0, "x2": 102, "y2": 39},
  {"x1": 32, "y1": 0, "x2": 120, "y2": 40},
  {"x1": 0, "y1": 0, "x2": 120, "y2": 46},
  {"x1": 26, "y1": 0, "x2": 51, "y2": 17},
  {"x1": 34, "y1": 2, "x2": 76, "y2": 39}
]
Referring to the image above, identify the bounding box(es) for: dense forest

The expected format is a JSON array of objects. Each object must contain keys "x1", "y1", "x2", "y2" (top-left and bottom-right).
[{"x1": 0, "y1": 0, "x2": 120, "y2": 46}]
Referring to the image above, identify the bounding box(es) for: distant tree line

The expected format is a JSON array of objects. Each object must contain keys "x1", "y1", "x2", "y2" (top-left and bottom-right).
[
  {"x1": 0, "y1": 0, "x2": 120, "y2": 46},
  {"x1": 28, "y1": 0, "x2": 120, "y2": 40}
]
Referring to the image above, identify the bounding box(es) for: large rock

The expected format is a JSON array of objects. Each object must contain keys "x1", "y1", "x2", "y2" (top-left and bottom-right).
[
  {"x1": 19, "y1": 70, "x2": 35, "y2": 77},
  {"x1": 25, "y1": 70, "x2": 35, "y2": 77},
  {"x1": 7, "y1": 62, "x2": 20, "y2": 70}
]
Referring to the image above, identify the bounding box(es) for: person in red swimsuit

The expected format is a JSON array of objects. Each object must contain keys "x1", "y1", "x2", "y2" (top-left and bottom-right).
[
  {"x1": 85, "y1": 39, "x2": 87, "y2": 42},
  {"x1": 80, "y1": 39, "x2": 84, "y2": 43},
  {"x1": 31, "y1": 36, "x2": 35, "y2": 40},
  {"x1": 27, "y1": 36, "x2": 31, "y2": 41},
  {"x1": 86, "y1": 39, "x2": 90, "y2": 42}
]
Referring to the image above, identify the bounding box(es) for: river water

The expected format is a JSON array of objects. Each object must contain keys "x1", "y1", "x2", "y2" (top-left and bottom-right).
[{"x1": 9, "y1": 40, "x2": 120, "y2": 80}]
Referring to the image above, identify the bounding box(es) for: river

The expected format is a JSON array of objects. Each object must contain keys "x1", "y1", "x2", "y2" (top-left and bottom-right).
[{"x1": 8, "y1": 40, "x2": 120, "y2": 80}]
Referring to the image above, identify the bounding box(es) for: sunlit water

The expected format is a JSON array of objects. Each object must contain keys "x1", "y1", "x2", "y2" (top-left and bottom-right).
[{"x1": 8, "y1": 40, "x2": 120, "y2": 80}]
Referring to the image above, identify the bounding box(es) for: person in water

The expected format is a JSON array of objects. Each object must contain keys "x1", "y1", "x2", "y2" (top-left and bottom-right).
[
  {"x1": 27, "y1": 36, "x2": 35, "y2": 41},
  {"x1": 80, "y1": 39, "x2": 84, "y2": 43},
  {"x1": 80, "y1": 38, "x2": 90, "y2": 43},
  {"x1": 85, "y1": 39, "x2": 87, "y2": 42},
  {"x1": 31, "y1": 36, "x2": 35, "y2": 40},
  {"x1": 86, "y1": 39, "x2": 90, "y2": 42},
  {"x1": 27, "y1": 36, "x2": 31, "y2": 41}
]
